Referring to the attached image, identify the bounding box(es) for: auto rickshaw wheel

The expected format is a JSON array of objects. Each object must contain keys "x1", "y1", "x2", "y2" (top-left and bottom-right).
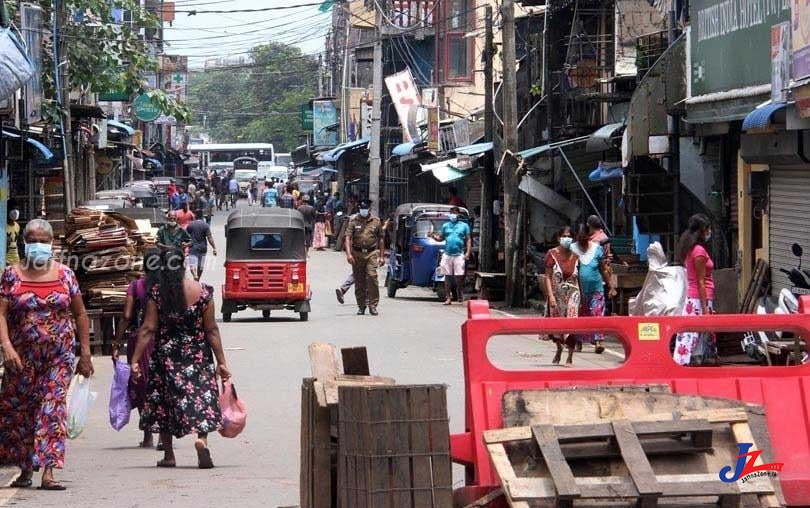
[
  {"x1": 386, "y1": 274, "x2": 397, "y2": 298},
  {"x1": 262, "y1": 310, "x2": 270, "y2": 320},
  {"x1": 222, "y1": 312, "x2": 232, "y2": 322},
  {"x1": 299, "y1": 311, "x2": 309, "y2": 321}
]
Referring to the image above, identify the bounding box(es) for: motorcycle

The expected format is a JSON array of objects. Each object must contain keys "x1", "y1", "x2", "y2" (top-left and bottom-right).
[{"x1": 778, "y1": 243, "x2": 810, "y2": 293}]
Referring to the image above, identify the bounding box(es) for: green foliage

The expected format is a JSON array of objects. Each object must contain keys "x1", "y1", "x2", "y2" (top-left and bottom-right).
[
  {"x1": 9, "y1": 0, "x2": 189, "y2": 123},
  {"x1": 186, "y1": 42, "x2": 319, "y2": 152}
]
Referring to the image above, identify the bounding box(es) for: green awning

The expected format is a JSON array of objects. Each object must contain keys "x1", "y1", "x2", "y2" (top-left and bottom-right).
[{"x1": 455, "y1": 142, "x2": 493, "y2": 156}]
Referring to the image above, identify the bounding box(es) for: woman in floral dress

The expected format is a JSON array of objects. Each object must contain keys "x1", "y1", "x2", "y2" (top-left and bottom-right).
[
  {"x1": 131, "y1": 247, "x2": 230, "y2": 469},
  {"x1": 542, "y1": 226, "x2": 581, "y2": 366},
  {"x1": 0, "y1": 219, "x2": 94, "y2": 490}
]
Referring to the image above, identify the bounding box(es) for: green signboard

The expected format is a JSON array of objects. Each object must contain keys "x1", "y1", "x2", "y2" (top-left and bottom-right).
[
  {"x1": 689, "y1": 0, "x2": 790, "y2": 96},
  {"x1": 98, "y1": 89, "x2": 130, "y2": 102},
  {"x1": 132, "y1": 93, "x2": 161, "y2": 122},
  {"x1": 301, "y1": 103, "x2": 313, "y2": 130}
]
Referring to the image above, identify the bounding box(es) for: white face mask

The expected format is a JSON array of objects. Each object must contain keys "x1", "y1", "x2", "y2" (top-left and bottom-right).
[
  {"x1": 9, "y1": 209, "x2": 19, "y2": 221},
  {"x1": 559, "y1": 237, "x2": 573, "y2": 249},
  {"x1": 705, "y1": 230, "x2": 712, "y2": 241},
  {"x1": 359, "y1": 208, "x2": 370, "y2": 218}
]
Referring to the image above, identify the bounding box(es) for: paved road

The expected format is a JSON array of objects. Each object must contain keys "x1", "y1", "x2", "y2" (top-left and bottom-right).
[{"x1": 0, "y1": 202, "x2": 623, "y2": 507}]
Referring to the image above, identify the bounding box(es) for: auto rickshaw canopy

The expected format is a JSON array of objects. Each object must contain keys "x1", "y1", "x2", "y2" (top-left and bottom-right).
[{"x1": 225, "y1": 208, "x2": 307, "y2": 261}]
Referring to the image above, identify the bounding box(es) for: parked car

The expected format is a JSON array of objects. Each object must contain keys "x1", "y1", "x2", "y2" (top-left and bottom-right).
[{"x1": 79, "y1": 199, "x2": 132, "y2": 211}]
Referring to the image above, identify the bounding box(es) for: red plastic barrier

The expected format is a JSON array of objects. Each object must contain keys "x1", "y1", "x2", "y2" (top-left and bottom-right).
[{"x1": 450, "y1": 298, "x2": 810, "y2": 506}]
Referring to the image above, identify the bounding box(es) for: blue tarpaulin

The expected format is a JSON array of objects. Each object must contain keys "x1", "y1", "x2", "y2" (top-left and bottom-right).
[
  {"x1": 1, "y1": 130, "x2": 55, "y2": 162},
  {"x1": 319, "y1": 137, "x2": 370, "y2": 162},
  {"x1": 742, "y1": 102, "x2": 787, "y2": 131}
]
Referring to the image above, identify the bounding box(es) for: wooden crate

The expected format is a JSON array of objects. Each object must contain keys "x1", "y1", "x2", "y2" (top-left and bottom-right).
[
  {"x1": 300, "y1": 378, "x2": 335, "y2": 508},
  {"x1": 337, "y1": 384, "x2": 452, "y2": 508}
]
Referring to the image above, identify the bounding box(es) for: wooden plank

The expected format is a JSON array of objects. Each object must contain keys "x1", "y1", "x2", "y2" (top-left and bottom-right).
[
  {"x1": 369, "y1": 388, "x2": 391, "y2": 508},
  {"x1": 428, "y1": 385, "x2": 453, "y2": 508},
  {"x1": 531, "y1": 425, "x2": 580, "y2": 499},
  {"x1": 323, "y1": 375, "x2": 396, "y2": 406},
  {"x1": 409, "y1": 387, "x2": 433, "y2": 507},
  {"x1": 730, "y1": 422, "x2": 781, "y2": 508},
  {"x1": 611, "y1": 419, "x2": 661, "y2": 502},
  {"x1": 460, "y1": 488, "x2": 504, "y2": 508},
  {"x1": 389, "y1": 387, "x2": 412, "y2": 508},
  {"x1": 309, "y1": 343, "x2": 340, "y2": 381},
  {"x1": 487, "y1": 408, "x2": 749, "y2": 444},
  {"x1": 340, "y1": 347, "x2": 369, "y2": 375},
  {"x1": 485, "y1": 443, "x2": 531, "y2": 508},
  {"x1": 300, "y1": 379, "x2": 313, "y2": 508}
]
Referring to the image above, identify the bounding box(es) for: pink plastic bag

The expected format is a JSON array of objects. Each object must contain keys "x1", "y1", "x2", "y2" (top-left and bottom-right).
[{"x1": 218, "y1": 378, "x2": 247, "y2": 438}]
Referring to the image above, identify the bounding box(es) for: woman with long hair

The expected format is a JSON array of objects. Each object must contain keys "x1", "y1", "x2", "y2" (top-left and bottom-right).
[
  {"x1": 542, "y1": 225, "x2": 581, "y2": 366},
  {"x1": 112, "y1": 248, "x2": 162, "y2": 448},
  {"x1": 673, "y1": 213, "x2": 716, "y2": 365},
  {"x1": 131, "y1": 247, "x2": 231, "y2": 469}
]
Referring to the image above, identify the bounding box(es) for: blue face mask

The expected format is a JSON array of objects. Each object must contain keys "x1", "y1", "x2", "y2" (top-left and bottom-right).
[
  {"x1": 359, "y1": 208, "x2": 370, "y2": 218},
  {"x1": 25, "y1": 242, "x2": 52, "y2": 265},
  {"x1": 559, "y1": 237, "x2": 573, "y2": 249},
  {"x1": 448, "y1": 214, "x2": 458, "y2": 222}
]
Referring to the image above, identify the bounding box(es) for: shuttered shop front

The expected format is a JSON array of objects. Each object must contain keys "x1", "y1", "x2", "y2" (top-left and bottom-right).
[{"x1": 769, "y1": 166, "x2": 810, "y2": 294}]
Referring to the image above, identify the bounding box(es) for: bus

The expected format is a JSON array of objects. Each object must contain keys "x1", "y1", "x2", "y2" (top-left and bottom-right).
[{"x1": 188, "y1": 143, "x2": 275, "y2": 173}]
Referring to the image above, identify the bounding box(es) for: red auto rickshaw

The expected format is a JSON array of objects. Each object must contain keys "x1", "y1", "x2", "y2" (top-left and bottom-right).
[{"x1": 221, "y1": 208, "x2": 311, "y2": 321}]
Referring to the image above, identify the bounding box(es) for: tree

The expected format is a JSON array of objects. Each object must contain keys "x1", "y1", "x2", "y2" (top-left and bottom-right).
[
  {"x1": 7, "y1": 0, "x2": 189, "y2": 123},
  {"x1": 187, "y1": 41, "x2": 319, "y2": 151}
]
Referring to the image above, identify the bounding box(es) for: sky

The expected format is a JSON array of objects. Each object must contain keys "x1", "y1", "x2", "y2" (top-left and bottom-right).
[{"x1": 162, "y1": 0, "x2": 332, "y2": 69}]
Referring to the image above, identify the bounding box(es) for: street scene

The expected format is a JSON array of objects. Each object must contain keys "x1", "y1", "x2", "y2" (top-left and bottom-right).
[{"x1": 2, "y1": 0, "x2": 810, "y2": 506}]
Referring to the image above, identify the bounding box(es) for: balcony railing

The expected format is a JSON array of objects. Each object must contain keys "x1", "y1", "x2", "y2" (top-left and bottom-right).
[{"x1": 386, "y1": 0, "x2": 435, "y2": 29}]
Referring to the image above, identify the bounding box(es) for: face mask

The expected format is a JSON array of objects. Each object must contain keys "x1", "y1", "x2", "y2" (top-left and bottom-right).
[
  {"x1": 25, "y1": 242, "x2": 52, "y2": 264},
  {"x1": 705, "y1": 230, "x2": 712, "y2": 241},
  {"x1": 9, "y1": 209, "x2": 19, "y2": 221},
  {"x1": 167, "y1": 220, "x2": 178, "y2": 227},
  {"x1": 448, "y1": 214, "x2": 458, "y2": 222},
  {"x1": 559, "y1": 237, "x2": 573, "y2": 249},
  {"x1": 359, "y1": 208, "x2": 369, "y2": 218}
]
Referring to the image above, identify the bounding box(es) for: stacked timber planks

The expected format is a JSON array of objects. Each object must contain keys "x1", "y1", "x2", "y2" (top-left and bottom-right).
[{"x1": 65, "y1": 208, "x2": 148, "y2": 311}]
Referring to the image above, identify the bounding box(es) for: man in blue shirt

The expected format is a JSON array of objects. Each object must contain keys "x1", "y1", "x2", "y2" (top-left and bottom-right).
[{"x1": 430, "y1": 206, "x2": 471, "y2": 305}]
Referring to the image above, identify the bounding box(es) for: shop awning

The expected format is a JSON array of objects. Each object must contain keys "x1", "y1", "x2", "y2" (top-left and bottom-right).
[
  {"x1": 392, "y1": 141, "x2": 417, "y2": 156},
  {"x1": 1, "y1": 130, "x2": 55, "y2": 162},
  {"x1": 420, "y1": 158, "x2": 470, "y2": 183},
  {"x1": 107, "y1": 120, "x2": 135, "y2": 137},
  {"x1": 517, "y1": 135, "x2": 591, "y2": 161},
  {"x1": 741, "y1": 102, "x2": 788, "y2": 131},
  {"x1": 586, "y1": 123, "x2": 625, "y2": 152},
  {"x1": 303, "y1": 166, "x2": 338, "y2": 177},
  {"x1": 318, "y1": 137, "x2": 370, "y2": 162},
  {"x1": 454, "y1": 141, "x2": 493, "y2": 156}
]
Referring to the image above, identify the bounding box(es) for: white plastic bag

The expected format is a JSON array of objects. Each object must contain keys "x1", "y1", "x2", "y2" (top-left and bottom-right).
[
  {"x1": 67, "y1": 374, "x2": 97, "y2": 439},
  {"x1": 628, "y1": 242, "x2": 687, "y2": 317}
]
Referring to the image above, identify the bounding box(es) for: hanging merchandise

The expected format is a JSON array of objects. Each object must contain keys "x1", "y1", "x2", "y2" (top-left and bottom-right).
[{"x1": 0, "y1": 4, "x2": 35, "y2": 100}]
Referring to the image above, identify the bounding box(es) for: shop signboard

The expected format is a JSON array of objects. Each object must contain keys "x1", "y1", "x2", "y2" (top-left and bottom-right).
[
  {"x1": 794, "y1": 0, "x2": 810, "y2": 79},
  {"x1": 301, "y1": 103, "x2": 313, "y2": 130},
  {"x1": 385, "y1": 68, "x2": 422, "y2": 142},
  {"x1": 427, "y1": 107, "x2": 439, "y2": 151},
  {"x1": 132, "y1": 93, "x2": 161, "y2": 122},
  {"x1": 689, "y1": 0, "x2": 791, "y2": 97},
  {"x1": 312, "y1": 99, "x2": 338, "y2": 146}
]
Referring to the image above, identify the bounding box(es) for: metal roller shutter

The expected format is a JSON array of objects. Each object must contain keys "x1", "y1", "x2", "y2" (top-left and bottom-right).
[{"x1": 769, "y1": 165, "x2": 810, "y2": 294}]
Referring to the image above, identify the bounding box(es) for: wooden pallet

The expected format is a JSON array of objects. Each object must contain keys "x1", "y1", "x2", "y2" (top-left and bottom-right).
[
  {"x1": 300, "y1": 344, "x2": 396, "y2": 508},
  {"x1": 485, "y1": 408, "x2": 780, "y2": 508},
  {"x1": 337, "y1": 384, "x2": 453, "y2": 508}
]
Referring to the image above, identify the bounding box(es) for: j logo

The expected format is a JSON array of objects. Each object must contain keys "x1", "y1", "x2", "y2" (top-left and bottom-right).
[{"x1": 719, "y1": 443, "x2": 784, "y2": 482}]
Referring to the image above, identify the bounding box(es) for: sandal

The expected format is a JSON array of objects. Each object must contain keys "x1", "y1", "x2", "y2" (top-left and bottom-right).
[
  {"x1": 10, "y1": 475, "x2": 32, "y2": 488},
  {"x1": 195, "y1": 439, "x2": 214, "y2": 469},
  {"x1": 156, "y1": 459, "x2": 176, "y2": 468},
  {"x1": 595, "y1": 343, "x2": 605, "y2": 354},
  {"x1": 39, "y1": 480, "x2": 66, "y2": 491}
]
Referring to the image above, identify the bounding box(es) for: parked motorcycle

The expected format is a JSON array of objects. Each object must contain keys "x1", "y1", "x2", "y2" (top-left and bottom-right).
[{"x1": 779, "y1": 243, "x2": 810, "y2": 292}]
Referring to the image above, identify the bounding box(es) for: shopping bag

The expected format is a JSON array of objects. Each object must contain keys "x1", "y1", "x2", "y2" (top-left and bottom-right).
[
  {"x1": 67, "y1": 375, "x2": 98, "y2": 439},
  {"x1": 108, "y1": 359, "x2": 132, "y2": 431},
  {"x1": 218, "y1": 379, "x2": 247, "y2": 438}
]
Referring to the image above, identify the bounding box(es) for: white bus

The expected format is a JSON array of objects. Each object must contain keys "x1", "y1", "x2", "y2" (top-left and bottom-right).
[{"x1": 188, "y1": 143, "x2": 275, "y2": 174}]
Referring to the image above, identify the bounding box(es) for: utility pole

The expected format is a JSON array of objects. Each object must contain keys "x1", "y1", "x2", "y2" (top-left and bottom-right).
[
  {"x1": 56, "y1": 0, "x2": 75, "y2": 215},
  {"x1": 501, "y1": 0, "x2": 520, "y2": 306},
  {"x1": 368, "y1": 9, "x2": 382, "y2": 215},
  {"x1": 318, "y1": 54, "x2": 324, "y2": 97},
  {"x1": 479, "y1": 5, "x2": 495, "y2": 271}
]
